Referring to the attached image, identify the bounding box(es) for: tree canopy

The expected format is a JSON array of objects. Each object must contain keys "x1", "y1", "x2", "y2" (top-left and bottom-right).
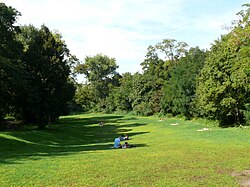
[
  {"x1": 1, "y1": 2, "x2": 249, "y2": 127},
  {"x1": 17, "y1": 25, "x2": 76, "y2": 128},
  {"x1": 0, "y1": 3, "x2": 76, "y2": 128},
  {"x1": 75, "y1": 54, "x2": 120, "y2": 112},
  {"x1": 0, "y1": 3, "x2": 23, "y2": 121},
  {"x1": 196, "y1": 4, "x2": 250, "y2": 126},
  {"x1": 72, "y1": 4, "x2": 249, "y2": 127}
]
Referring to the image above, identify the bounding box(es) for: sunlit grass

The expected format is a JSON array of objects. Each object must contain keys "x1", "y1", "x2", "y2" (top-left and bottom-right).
[{"x1": 0, "y1": 113, "x2": 250, "y2": 186}]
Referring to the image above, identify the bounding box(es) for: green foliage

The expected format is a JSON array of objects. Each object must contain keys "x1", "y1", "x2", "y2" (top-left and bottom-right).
[
  {"x1": 16, "y1": 25, "x2": 76, "y2": 127},
  {"x1": 129, "y1": 72, "x2": 145, "y2": 109},
  {"x1": 0, "y1": 3, "x2": 76, "y2": 126},
  {"x1": 134, "y1": 101, "x2": 153, "y2": 116},
  {"x1": 135, "y1": 39, "x2": 189, "y2": 116},
  {"x1": 2, "y1": 2, "x2": 249, "y2": 128},
  {"x1": 74, "y1": 84, "x2": 94, "y2": 112},
  {"x1": 98, "y1": 72, "x2": 136, "y2": 114},
  {"x1": 196, "y1": 5, "x2": 250, "y2": 126},
  {"x1": 0, "y1": 3, "x2": 23, "y2": 120},
  {"x1": 105, "y1": 73, "x2": 134, "y2": 113},
  {"x1": 0, "y1": 3, "x2": 22, "y2": 58},
  {"x1": 75, "y1": 54, "x2": 121, "y2": 113},
  {"x1": 114, "y1": 73, "x2": 134, "y2": 112},
  {"x1": 71, "y1": 5, "x2": 248, "y2": 127},
  {"x1": 155, "y1": 39, "x2": 188, "y2": 63},
  {"x1": 75, "y1": 54, "x2": 120, "y2": 100},
  {"x1": 161, "y1": 47, "x2": 206, "y2": 117},
  {"x1": 125, "y1": 72, "x2": 154, "y2": 116},
  {"x1": 0, "y1": 3, "x2": 74, "y2": 125}
]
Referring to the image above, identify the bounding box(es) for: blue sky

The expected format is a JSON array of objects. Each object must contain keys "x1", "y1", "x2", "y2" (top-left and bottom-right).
[{"x1": 2, "y1": 0, "x2": 249, "y2": 81}]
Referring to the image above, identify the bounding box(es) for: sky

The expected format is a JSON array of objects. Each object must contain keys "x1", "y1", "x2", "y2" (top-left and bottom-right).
[{"x1": 2, "y1": 0, "x2": 249, "y2": 82}]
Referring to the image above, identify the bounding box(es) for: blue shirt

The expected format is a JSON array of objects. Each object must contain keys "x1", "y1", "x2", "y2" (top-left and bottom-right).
[{"x1": 114, "y1": 138, "x2": 120, "y2": 148}]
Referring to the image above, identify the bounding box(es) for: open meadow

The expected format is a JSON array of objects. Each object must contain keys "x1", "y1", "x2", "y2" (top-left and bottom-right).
[{"x1": 0, "y1": 113, "x2": 250, "y2": 186}]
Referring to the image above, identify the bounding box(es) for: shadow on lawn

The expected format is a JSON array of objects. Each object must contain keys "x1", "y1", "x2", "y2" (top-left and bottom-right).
[{"x1": 0, "y1": 115, "x2": 148, "y2": 164}]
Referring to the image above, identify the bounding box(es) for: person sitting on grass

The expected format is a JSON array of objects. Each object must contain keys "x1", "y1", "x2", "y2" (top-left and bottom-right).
[
  {"x1": 114, "y1": 137, "x2": 122, "y2": 148},
  {"x1": 122, "y1": 142, "x2": 130, "y2": 148},
  {"x1": 122, "y1": 142, "x2": 136, "y2": 148},
  {"x1": 124, "y1": 133, "x2": 129, "y2": 140},
  {"x1": 120, "y1": 134, "x2": 129, "y2": 141}
]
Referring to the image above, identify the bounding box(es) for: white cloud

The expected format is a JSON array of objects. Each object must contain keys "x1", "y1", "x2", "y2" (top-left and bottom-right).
[{"x1": 2, "y1": 0, "x2": 248, "y2": 78}]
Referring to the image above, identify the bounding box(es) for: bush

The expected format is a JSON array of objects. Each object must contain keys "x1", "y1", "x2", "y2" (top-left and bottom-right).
[
  {"x1": 127, "y1": 111, "x2": 137, "y2": 116},
  {"x1": 133, "y1": 102, "x2": 153, "y2": 116}
]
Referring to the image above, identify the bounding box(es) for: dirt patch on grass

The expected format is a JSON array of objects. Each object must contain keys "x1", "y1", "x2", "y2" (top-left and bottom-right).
[
  {"x1": 232, "y1": 170, "x2": 250, "y2": 187},
  {"x1": 191, "y1": 175, "x2": 207, "y2": 182}
]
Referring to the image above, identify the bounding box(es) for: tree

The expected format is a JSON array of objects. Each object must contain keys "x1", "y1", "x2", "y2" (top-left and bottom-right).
[
  {"x1": 18, "y1": 25, "x2": 76, "y2": 128},
  {"x1": 137, "y1": 39, "x2": 189, "y2": 115},
  {"x1": 196, "y1": 4, "x2": 250, "y2": 126},
  {"x1": 106, "y1": 72, "x2": 134, "y2": 113},
  {"x1": 75, "y1": 54, "x2": 120, "y2": 111},
  {"x1": 74, "y1": 83, "x2": 95, "y2": 112},
  {"x1": 155, "y1": 39, "x2": 188, "y2": 64},
  {"x1": 0, "y1": 3, "x2": 23, "y2": 121},
  {"x1": 124, "y1": 72, "x2": 155, "y2": 116},
  {"x1": 161, "y1": 47, "x2": 206, "y2": 117}
]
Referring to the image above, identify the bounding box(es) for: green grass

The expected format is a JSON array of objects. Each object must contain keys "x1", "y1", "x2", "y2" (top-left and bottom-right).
[{"x1": 0, "y1": 113, "x2": 250, "y2": 186}]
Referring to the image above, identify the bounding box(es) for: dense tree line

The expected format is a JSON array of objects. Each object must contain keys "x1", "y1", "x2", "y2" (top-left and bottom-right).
[
  {"x1": 0, "y1": 3, "x2": 76, "y2": 128},
  {"x1": 1, "y1": 3, "x2": 249, "y2": 128},
  {"x1": 75, "y1": 4, "x2": 250, "y2": 127}
]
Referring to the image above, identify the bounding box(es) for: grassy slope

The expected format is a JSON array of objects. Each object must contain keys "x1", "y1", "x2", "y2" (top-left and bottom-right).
[{"x1": 0, "y1": 114, "x2": 250, "y2": 186}]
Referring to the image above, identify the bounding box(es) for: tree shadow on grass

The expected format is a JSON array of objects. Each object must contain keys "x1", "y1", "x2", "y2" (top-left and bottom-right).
[{"x1": 0, "y1": 115, "x2": 148, "y2": 164}]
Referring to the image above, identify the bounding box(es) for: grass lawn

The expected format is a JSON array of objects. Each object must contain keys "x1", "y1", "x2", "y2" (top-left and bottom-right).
[{"x1": 0, "y1": 113, "x2": 250, "y2": 186}]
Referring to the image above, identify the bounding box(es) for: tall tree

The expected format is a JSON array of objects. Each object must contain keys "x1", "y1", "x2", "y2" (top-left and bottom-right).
[
  {"x1": 155, "y1": 39, "x2": 188, "y2": 65},
  {"x1": 0, "y1": 3, "x2": 23, "y2": 121},
  {"x1": 18, "y1": 25, "x2": 76, "y2": 128},
  {"x1": 75, "y1": 54, "x2": 120, "y2": 111},
  {"x1": 196, "y1": 4, "x2": 250, "y2": 126},
  {"x1": 129, "y1": 72, "x2": 154, "y2": 116},
  {"x1": 161, "y1": 47, "x2": 206, "y2": 117},
  {"x1": 137, "y1": 39, "x2": 189, "y2": 115},
  {"x1": 106, "y1": 72, "x2": 134, "y2": 113}
]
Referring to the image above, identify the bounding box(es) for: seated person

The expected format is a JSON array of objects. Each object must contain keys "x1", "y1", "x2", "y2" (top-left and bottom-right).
[
  {"x1": 122, "y1": 142, "x2": 130, "y2": 148},
  {"x1": 124, "y1": 133, "x2": 129, "y2": 140},
  {"x1": 114, "y1": 137, "x2": 122, "y2": 148}
]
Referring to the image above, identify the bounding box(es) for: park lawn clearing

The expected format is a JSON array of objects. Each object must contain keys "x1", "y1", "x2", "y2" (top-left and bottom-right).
[{"x1": 0, "y1": 113, "x2": 250, "y2": 186}]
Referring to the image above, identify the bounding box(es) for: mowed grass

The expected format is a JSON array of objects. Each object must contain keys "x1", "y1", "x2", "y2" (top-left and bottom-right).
[{"x1": 0, "y1": 114, "x2": 250, "y2": 186}]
